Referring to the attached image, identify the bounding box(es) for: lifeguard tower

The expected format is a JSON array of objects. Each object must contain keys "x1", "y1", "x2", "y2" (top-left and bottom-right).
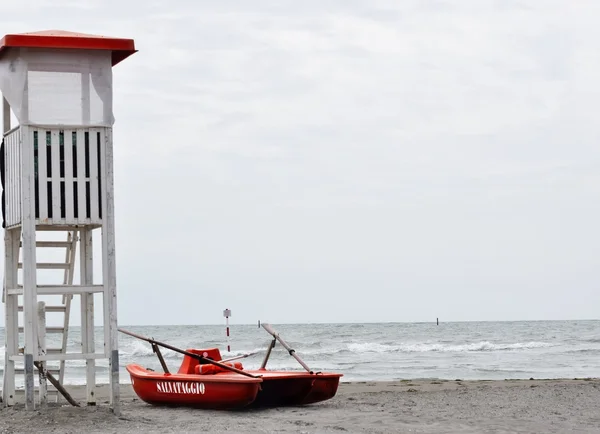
[{"x1": 0, "y1": 30, "x2": 136, "y2": 413}]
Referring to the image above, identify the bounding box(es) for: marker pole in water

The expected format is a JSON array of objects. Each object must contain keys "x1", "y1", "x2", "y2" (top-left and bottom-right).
[{"x1": 223, "y1": 309, "x2": 232, "y2": 352}]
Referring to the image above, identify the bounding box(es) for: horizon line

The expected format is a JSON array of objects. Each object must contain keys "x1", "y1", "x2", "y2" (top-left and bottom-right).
[{"x1": 0, "y1": 318, "x2": 594, "y2": 330}]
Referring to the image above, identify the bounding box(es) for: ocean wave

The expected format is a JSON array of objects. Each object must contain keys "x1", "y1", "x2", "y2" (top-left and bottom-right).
[
  {"x1": 474, "y1": 368, "x2": 533, "y2": 374},
  {"x1": 347, "y1": 342, "x2": 399, "y2": 353},
  {"x1": 346, "y1": 341, "x2": 554, "y2": 353},
  {"x1": 565, "y1": 348, "x2": 600, "y2": 354},
  {"x1": 118, "y1": 340, "x2": 556, "y2": 360},
  {"x1": 124, "y1": 340, "x2": 182, "y2": 359},
  {"x1": 120, "y1": 341, "x2": 267, "y2": 360},
  {"x1": 257, "y1": 340, "x2": 556, "y2": 356}
]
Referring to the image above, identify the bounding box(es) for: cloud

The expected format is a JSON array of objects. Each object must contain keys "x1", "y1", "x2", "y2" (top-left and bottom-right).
[{"x1": 0, "y1": 0, "x2": 599, "y2": 325}]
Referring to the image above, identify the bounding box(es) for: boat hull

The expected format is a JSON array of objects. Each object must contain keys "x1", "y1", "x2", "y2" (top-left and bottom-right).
[
  {"x1": 245, "y1": 371, "x2": 342, "y2": 407},
  {"x1": 300, "y1": 375, "x2": 341, "y2": 405},
  {"x1": 126, "y1": 364, "x2": 262, "y2": 409}
]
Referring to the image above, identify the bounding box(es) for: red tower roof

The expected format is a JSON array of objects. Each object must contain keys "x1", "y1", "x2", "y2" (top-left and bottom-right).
[{"x1": 0, "y1": 30, "x2": 136, "y2": 66}]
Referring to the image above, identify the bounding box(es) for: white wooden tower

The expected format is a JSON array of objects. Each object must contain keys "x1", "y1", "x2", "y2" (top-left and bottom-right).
[{"x1": 0, "y1": 30, "x2": 136, "y2": 413}]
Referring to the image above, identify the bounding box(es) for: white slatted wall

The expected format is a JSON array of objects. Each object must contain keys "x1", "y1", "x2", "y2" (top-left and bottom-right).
[{"x1": 3, "y1": 126, "x2": 107, "y2": 228}]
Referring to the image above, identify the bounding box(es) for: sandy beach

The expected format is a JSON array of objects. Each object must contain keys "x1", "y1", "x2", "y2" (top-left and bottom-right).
[{"x1": 1, "y1": 378, "x2": 600, "y2": 433}]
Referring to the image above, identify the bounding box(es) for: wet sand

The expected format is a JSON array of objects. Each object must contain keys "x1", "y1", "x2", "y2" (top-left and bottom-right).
[{"x1": 1, "y1": 378, "x2": 600, "y2": 433}]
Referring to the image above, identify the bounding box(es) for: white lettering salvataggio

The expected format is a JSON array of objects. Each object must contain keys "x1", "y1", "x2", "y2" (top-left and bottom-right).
[{"x1": 156, "y1": 381, "x2": 205, "y2": 395}]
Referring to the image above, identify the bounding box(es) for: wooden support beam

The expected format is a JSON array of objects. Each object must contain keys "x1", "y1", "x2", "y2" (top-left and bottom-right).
[
  {"x1": 33, "y1": 362, "x2": 80, "y2": 407},
  {"x1": 37, "y1": 302, "x2": 48, "y2": 408}
]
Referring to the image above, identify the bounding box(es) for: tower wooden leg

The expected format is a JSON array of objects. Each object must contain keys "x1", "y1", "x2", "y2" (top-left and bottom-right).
[
  {"x1": 101, "y1": 129, "x2": 120, "y2": 415},
  {"x1": 2, "y1": 228, "x2": 19, "y2": 406},
  {"x1": 80, "y1": 229, "x2": 96, "y2": 405},
  {"x1": 21, "y1": 124, "x2": 38, "y2": 410}
]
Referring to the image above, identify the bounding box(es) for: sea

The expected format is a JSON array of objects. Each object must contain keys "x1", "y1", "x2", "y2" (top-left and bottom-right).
[{"x1": 1, "y1": 320, "x2": 600, "y2": 387}]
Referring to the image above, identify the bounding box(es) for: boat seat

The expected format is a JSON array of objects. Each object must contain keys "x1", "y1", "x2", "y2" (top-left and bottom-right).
[
  {"x1": 195, "y1": 361, "x2": 244, "y2": 375},
  {"x1": 177, "y1": 348, "x2": 223, "y2": 374}
]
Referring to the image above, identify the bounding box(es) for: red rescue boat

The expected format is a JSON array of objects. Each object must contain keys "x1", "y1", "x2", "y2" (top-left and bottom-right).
[
  {"x1": 174, "y1": 346, "x2": 342, "y2": 408},
  {"x1": 180, "y1": 323, "x2": 343, "y2": 407},
  {"x1": 122, "y1": 333, "x2": 263, "y2": 409},
  {"x1": 119, "y1": 323, "x2": 342, "y2": 410},
  {"x1": 125, "y1": 364, "x2": 262, "y2": 409}
]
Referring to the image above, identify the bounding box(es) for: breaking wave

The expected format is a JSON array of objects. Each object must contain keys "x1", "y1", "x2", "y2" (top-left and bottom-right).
[
  {"x1": 120, "y1": 340, "x2": 555, "y2": 362},
  {"x1": 346, "y1": 341, "x2": 554, "y2": 354},
  {"x1": 121, "y1": 340, "x2": 266, "y2": 360}
]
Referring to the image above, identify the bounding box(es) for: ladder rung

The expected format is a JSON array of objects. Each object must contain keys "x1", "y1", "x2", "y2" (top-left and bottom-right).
[
  {"x1": 15, "y1": 348, "x2": 65, "y2": 355},
  {"x1": 18, "y1": 347, "x2": 65, "y2": 354},
  {"x1": 18, "y1": 305, "x2": 67, "y2": 312},
  {"x1": 37, "y1": 352, "x2": 105, "y2": 362},
  {"x1": 14, "y1": 389, "x2": 61, "y2": 394},
  {"x1": 8, "y1": 285, "x2": 102, "y2": 296},
  {"x1": 15, "y1": 368, "x2": 60, "y2": 375},
  {"x1": 20, "y1": 241, "x2": 72, "y2": 248},
  {"x1": 37, "y1": 241, "x2": 72, "y2": 248},
  {"x1": 18, "y1": 326, "x2": 64, "y2": 334},
  {"x1": 12, "y1": 352, "x2": 104, "y2": 362},
  {"x1": 12, "y1": 233, "x2": 75, "y2": 387},
  {"x1": 17, "y1": 263, "x2": 70, "y2": 269}
]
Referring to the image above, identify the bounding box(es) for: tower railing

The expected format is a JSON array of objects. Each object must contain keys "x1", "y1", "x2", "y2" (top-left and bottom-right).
[{"x1": 3, "y1": 125, "x2": 108, "y2": 229}]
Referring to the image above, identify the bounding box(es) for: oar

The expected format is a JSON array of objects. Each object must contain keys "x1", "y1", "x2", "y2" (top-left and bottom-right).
[
  {"x1": 221, "y1": 351, "x2": 259, "y2": 363},
  {"x1": 261, "y1": 323, "x2": 313, "y2": 373},
  {"x1": 118, "y1": 328, "x2": 261, "y2": 379}
]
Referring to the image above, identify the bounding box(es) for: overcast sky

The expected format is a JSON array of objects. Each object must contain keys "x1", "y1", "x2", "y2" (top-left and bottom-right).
[{"x1": 0, "y1": 0, "x2": 599, "y2": 326}]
